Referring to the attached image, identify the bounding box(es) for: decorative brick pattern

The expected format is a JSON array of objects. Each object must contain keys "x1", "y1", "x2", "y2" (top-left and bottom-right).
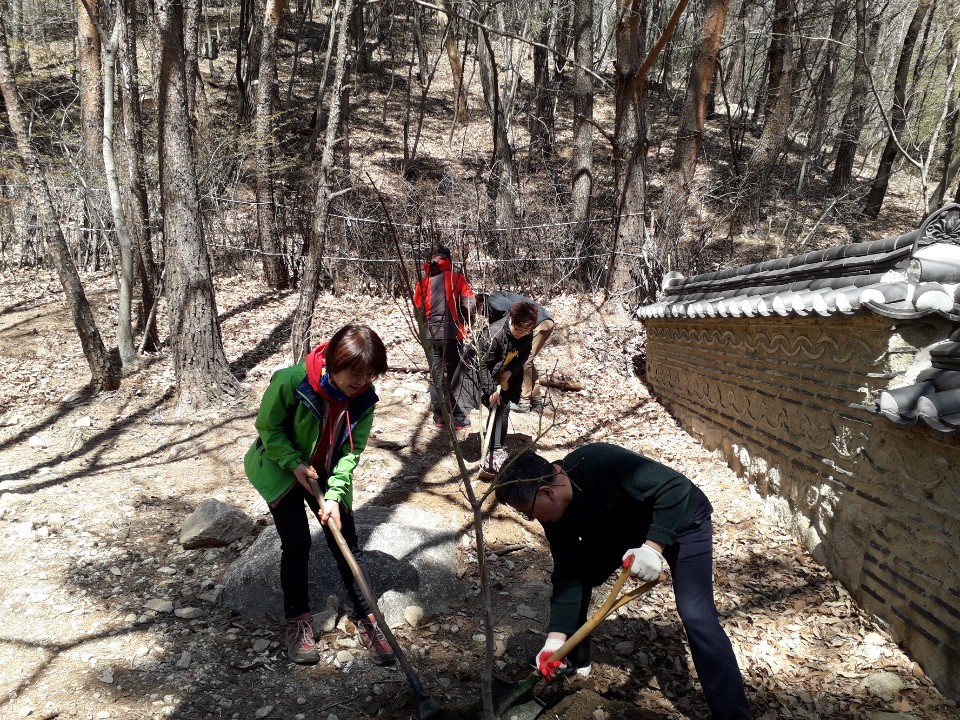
[{"x1": 644, "y1": 313, "x2": 960, "y2": 699}]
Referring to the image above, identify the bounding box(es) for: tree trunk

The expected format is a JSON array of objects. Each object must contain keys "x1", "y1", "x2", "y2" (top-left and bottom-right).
[
  {"x1": 93, "y1": 13, "x2": 139, "y2": 368},
  {"x1": 931, "y1": 29, "x2": 959, "y2": 212},
  {"x1": 77, "y1": 0, "x2": 103, "y2": 260},
  {"x1": 830, "y1": 0, "x2": 879, "y2": 193},
  {"x1": 530, "y1": 8, "x2": 555, "y2": 157},
  {"x1": 438, "y1": 2, "x2": 467, "y2": 121},
  {"x1": 120, "y1": 0, "x2": 160, "y2": 352},
  {"x1": 862, "y1": 0, "x2": 932, "y2": 218},
  {"x1": 477, "y1": 22, "x2": 517, "y2": 233},
  {"x1": 155, "y1": 0, "x2": 239, "y2": 411},
  {"x1": 0, "y1": 16, "x2": 119, "y2": 393},
  {"x1": 805, "y1": 0, "x2": 847, "y2": 166},
  {"x1": 292, "y1": 0, "x2": 354, "y2": 362},
  {"x1": 657, "y1": 0, "x2": 730, "y2": 272},
  {"x1": 570, "y1": 0, "x2": 594, "y2": 227},
  {"x1": 730, "y1": 0, "x2": 792, "y2": 232},
  {"x1": 254, "y1": 0, "x2": 290, "y2": 289},
  {"x1": 10, "y1": 0, "x2": 29, "y2": 70},
  {"x1": 608, "y1": 0, "x2": 688, "y2": 301}
]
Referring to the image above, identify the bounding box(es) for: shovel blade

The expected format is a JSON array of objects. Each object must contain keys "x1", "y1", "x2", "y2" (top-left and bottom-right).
[
  {"x1": 499, "y1": 698, "x2": 544, "y2": 720},
  {"x1": 492, "y1": 674, "x2": 540, "y2": 717}
]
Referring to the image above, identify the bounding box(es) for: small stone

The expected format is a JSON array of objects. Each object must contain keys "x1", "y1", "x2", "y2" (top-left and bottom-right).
[
  {"x1": 96, "y1": 712, "x2": 110, "y2": 719},
  {"x1": 864, "y1": 672, "x2": 905, "y2": 702},
  {"x1": 74, "y1": 416, "x2": 92, "y2": 428},
  {"x1": 252, "y1": 639, "x2": 271, "y2": 653},
  {"x1": 254, "y1": 706, "x2": 274, "y2": 719},
  {"x1": 174, "y1": 607, "x2": 204, "y2": 619},
  {"x1": 175, "y1": 652, "x2": 192, "y2": 669},
  {"x1": 472, "y1": 634, "x2": 485, "y2": 644},
  {"x1": 14, "y1": 521, "x2": 34, "y2": 538},
  {"x1": 515, "y1": 604, "x2": 538, "y2": 619},
  {"x1": 494, "y1": 638, "x2": 507, "y2": 657},
  {"x1": 97, "y1": 668, "x2": 114, "y2": 684},
  {"x1": 313, "y1": 609, "x2": 338, "y2": 633},
  {"x1": 144, "y1": 599, "x2": 174, "y2": 613},
  {"x1": 157, "y1": 566, "x2": 177, "y2": 575},
  {"x1": 336, "y1": 650, "x2": 354, "y2": 663},
  {"x1": 28, "y1": 435, "x2": 45, "y2": 448},
  {"x1": 18, "y1": 707, "x2": 34, "y2": 717},
  {"x1": 403, "y1": 606, "x2": 424, "y2": 628}
]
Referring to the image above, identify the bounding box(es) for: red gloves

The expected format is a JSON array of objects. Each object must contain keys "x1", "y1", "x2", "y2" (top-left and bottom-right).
[{"x1": 535, "y1": 637, "x2": 566, "y2": 680}]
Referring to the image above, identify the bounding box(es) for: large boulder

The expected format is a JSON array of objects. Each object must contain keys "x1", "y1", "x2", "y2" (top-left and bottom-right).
[
  {"x1": 180, "y1": 499, "x2": 254, "y2": 549},
  {"x1": 222, "y1": 506, "x2": 467, "y2": 627}
]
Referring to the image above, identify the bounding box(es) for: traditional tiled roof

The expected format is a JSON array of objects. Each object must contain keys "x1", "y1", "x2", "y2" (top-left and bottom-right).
[
  {"x1": 638, "y1": 204, "x2": 960, "y2": 322},
  {"x1": 637, "y1": 203, "x2": 960, "y2": 432}
]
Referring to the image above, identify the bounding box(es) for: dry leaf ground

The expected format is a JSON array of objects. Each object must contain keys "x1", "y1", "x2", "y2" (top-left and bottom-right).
[{"x1": 0, "y1": 270, "x2": 958, "y2": 720}]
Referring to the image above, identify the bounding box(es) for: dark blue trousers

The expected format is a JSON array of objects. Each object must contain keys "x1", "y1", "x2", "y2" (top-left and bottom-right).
[
  {"x1": 662, "y1": 500, "x2": 751, "y2": 720},
  {"x1": 577, "y1": 499, "x2": 750, "y2": 719}
]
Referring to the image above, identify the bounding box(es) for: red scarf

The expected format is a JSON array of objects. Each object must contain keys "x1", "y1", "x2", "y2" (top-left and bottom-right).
[{"x1": 304, "y1": 344, "x2": 349, "y2": 475}]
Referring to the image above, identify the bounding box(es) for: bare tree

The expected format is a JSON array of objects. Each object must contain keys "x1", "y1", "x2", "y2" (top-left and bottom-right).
[
  {"x1": 730, "y1": 0, "x2": 793, "y2": 233},
  {"x1": 438, "y1": 0, "x2": 468, "y2": 121},
  {"x1": 291, "y1": 0, "x2": 355, "y2": 362},
  {"x1": 570, "y1": 0, "x2": 594, "y2": 227},
  {"x1": 830, "y1": 0, "x2": 879, "y2": 193},
  {"x1": 0, "y1": 15, "x2": 119, "y2": 392},
  {"x1": 253, "y1": 0, "x2": 291, "y2": 290},
  {"x1": 862, "y1": 0, "x2": 933, "y2": 218},
  {"x1": 658, "y1": 0, "x2": 731, "y2": 271},
  {"x1": 119, "y1": 0, "x2": 160, "y2": 352},
  {"x1": 155, "y1": 0, "x2": 239, "y2": 410}
]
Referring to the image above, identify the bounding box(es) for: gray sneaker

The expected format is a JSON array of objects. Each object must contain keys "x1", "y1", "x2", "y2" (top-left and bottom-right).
[{"x1": 285, "y1": 617, "x2": 320, "y2": 665}]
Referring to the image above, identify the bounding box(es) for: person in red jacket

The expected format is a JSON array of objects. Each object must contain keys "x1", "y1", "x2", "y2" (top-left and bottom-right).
[{"x1": 413, "y1": 245, "x2": 476, "y2": 428}]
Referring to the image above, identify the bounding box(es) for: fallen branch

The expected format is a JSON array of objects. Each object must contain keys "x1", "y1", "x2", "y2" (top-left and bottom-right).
[{"x1": 541, "y1": 375, "x2": 584, "y2": 392}]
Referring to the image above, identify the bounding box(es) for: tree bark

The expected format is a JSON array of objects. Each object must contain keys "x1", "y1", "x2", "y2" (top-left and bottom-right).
[
  {"x1": 155, "y1": 0, "x2": 239, "y2": 411},
  {"x1": 477, "y1": 21, "x2": 517, "y2": 233},
  {"x1": 438, "y1": 2, "x2": 467, "y2": 121},
  {"x1": 570, "y1": 0, "x2": 594, "y2": 227},
  {"x1": 530, "y1": 6, "x2": 556, "y2": 157},
  {"x1": 292, "y1": 0, "x2": 354, "y2": 362},
  {"x1": 254, "y1": 0, "x2": 290, "y2": 289},
  {"x1": 730, "y1": 0, "x2": 793, "y2": 232},
  {"x1": 931, "y1": 28, "x2": 959, "y2": 212},
  {"x1": 830, "y1": 0, "x2": 879, "y2": 193},
  {"x1": 119, "y1": 0, "x2": 160, "y2": 352},
  {"x1": 0, "y1": 16, "x2": 119, "y2": 392},
  {"x1": 77, "y1": 0, "x2": 103, "y2": 174},
  {"x1": 862, "y1": 0, "x2": 933, "y2": 218},
  {"x1": 658, "y1": 0, "x2": 730, "y2": 272},
  {"x1": 804, "y1": 0, "x2": 848, "y2": 167}
]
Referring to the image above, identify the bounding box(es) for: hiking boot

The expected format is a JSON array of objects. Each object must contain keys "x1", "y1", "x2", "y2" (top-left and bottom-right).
[
  {"x1": 433, "y1": 413, "x2": 445, "y2": 427},
  {"x1": 285, "y1": 617, "x2": 320, "y2": 665},
  {"x1": 357, "y1": 619, "x2": 395, "y2": 666},
  {"x1": 453, "y1": 415, "x2": 471, "y2": 430},
  {"x1": 512, "y1": 401, "x2": 531, "y2": 413},
  {"x1": 529, "y1": 398, "x2": 545, "y2": 413}
]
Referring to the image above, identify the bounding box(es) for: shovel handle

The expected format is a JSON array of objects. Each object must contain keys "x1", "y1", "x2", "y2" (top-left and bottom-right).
[
  {"x1": 304, "y1": 477, "x2": 435, "y2": 704},
  {"x1": 546, "y1": 568, "x2": 660, "y2": 666}
]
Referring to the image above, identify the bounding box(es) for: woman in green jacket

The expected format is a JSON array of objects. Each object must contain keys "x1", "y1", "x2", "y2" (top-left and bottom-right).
[{"x1": 244, "y1": 324, "x2": 393, "y2": 666}]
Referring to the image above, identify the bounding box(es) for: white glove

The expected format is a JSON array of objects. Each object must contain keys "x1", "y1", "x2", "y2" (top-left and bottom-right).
[
  {"x1": 534, "y1": 636, "x2": 566, "y2": 679},
  {"x1": 622, "y1": 544, "x2": 664, "y2": 581}
]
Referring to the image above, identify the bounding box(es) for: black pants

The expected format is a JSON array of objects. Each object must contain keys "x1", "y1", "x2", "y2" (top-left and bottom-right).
[
  {"x1": 269, "y1": 482, "x2": 372, "y2": 620},
  {"x1": 577, "y1": 499, "x2": 750, "y2": 720},
  {"x1": 427, "y1": 339, "x2": 462, "y2": 417}
]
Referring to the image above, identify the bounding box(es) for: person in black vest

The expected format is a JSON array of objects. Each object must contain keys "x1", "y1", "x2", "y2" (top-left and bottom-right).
[
  {"x1": 453, "y1": 301, "x2": 539, "y2": 474},
  {"x1": 495, "y1": 444, "x2": 751, "y2": 720},
  {"x1": 483, "y1": 291, "x2": 554, "y2": 413}
]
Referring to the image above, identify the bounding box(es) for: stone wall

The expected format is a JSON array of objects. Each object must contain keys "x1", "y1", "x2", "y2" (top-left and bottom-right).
[{"x1": 644, "y1": 313, "x2": 960, "y2": 699}]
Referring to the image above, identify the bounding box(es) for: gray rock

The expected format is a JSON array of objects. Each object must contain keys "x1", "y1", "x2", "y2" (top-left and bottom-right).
[
  {"x1": 223, "y1": 506, "x2": 467, "y2": 627},
  {"x1": 144, "y1": 598, "x2": 174, "y2": 613},
  {"x1": 252, "y1": 639, "x2": 271, "y2": 652},
  {"x1": 179, "y1": 499, "x2": 254, "y2": 549},
  {"x1": 313, "y1": 609, "x2": 338, "y2": 633},
  {"x1": 175, "y1": 652, "x2": 192, "y2": 669},
  {"x1": 403, "y1": 605, "x2": 424, "y2": 628},
  {"x1": 863, "y1": 672, "x2": 905, "y2": 701},
  {"x1": 614, "y1": 641, "x2": 635, "y2": 656}
]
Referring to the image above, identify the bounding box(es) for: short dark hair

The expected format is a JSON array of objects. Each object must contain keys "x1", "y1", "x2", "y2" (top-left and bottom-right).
[
  {"x1": 324, "y1": 325, "x2": 388, "y2": 376},
  {"x1": 494, "y1": 451, "x2": 556, "y2": 505},
  {"x1": 508, "y1": 301, "x2": 539, "y2": 330},
  {"x1": 431, "y1": 245, "x2": 452, "y2": 261}
]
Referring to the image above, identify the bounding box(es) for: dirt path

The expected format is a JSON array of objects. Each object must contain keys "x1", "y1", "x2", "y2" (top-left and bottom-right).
[{"x1": 0, "y1": 270, "x2": 957, "y2": 720}]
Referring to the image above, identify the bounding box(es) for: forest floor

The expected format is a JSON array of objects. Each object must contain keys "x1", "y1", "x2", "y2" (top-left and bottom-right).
[{"x1": 1, "y1": 270, "x2": 959, "y2": 720}]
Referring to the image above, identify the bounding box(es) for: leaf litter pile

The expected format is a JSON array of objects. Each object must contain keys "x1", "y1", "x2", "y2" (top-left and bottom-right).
[{"x1": 0, "y1": 270, "x2": 957, "y2": 720}]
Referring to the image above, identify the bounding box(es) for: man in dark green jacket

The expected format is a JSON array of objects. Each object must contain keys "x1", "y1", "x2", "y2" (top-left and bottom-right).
[{"x1": 495, "y1": 443, "x2": 751, "y2": 720}]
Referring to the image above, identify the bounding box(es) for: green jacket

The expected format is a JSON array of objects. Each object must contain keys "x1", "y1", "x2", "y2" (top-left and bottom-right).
[{"x1": 243, "y1": 362, "x2": 377, "y2": 507}]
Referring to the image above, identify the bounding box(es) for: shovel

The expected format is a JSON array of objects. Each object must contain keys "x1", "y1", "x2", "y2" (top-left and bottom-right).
[
  {"x1": 492, "y1": 568, "x2": 660, "y2": 718},
  {"x1": 306, "y1": 477, "x2": 443, "y2": 720}
]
